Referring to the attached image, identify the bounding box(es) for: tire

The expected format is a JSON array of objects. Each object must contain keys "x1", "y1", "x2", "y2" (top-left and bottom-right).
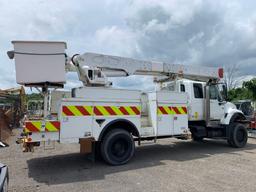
[
  {"x1": 227, "y1": 139, "x2": 234, "y2": 146},
  {"x1": 101, "y1": 129, "x2": 135, "y2": 165},
  {"x1": 192, "y1": 136, "x2": 204, "y2": 142},
  {"x1": 94, "y1": 141, "x2": 102, "y2": 160},
  {"x1": 191, "y1": 132, "x2": 204, "y2": 142},
  {"x1": 228, "y1": 123, "x2": 248, "y2": 148}
]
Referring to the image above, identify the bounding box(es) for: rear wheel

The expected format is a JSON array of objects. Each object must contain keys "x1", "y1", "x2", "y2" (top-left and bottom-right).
[
  {"x1": 101, "y1": 129, "x2": 135, "y2": 165},
  {"x1": 192, "y1": 136, "x2": 204, "y2": 142},
  {"x1": 227, "y1": 139, "x2": 234, "y2": 146},
  {"x1": 94, "y1": 141, "x2": 102, "y2": 160},
  {"x1": 228, "y1": 123, "x2": 248, "y2": 148}
]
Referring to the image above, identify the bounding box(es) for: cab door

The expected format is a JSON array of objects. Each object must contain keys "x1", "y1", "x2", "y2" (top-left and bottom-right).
[{"x1": 209, "y1": 85, "x2": 225, "y2": 120}]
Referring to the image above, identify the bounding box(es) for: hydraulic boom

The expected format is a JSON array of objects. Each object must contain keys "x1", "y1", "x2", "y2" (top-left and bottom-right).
[{"x1": 69, "y1": 52, "x2": 224, "y2": 86}]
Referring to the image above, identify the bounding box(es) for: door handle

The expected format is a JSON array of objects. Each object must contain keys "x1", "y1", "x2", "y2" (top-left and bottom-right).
[{"x1": 174, "y1": 116, "x2": 178, "y2": 120}]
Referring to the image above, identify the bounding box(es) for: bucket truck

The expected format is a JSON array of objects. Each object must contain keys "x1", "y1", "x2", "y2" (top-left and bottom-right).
[{"x1": 8, "y1": 41, "x2": 248, "y2": 165}]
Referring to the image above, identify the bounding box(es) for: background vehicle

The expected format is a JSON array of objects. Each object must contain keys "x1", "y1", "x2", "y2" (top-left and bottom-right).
[
  {"x1": 234, "y1": 100, "x2": 254, "y2": 118},
  {"x1": 8, "y1": 41, "x2": 249, "y2": 165},
  {"x1": 0, "y1": 163, "x2": 8, "y2": 192},
  {"x1": 234, "y1": 100, "x2": 256, "y2": 137}
]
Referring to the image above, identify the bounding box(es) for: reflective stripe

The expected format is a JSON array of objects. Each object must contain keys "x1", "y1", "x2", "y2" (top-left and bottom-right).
[
  {"x1": 68, "y1": 105, "x2": 82, "y2": 116},
  {"x1": 96, "y1": 106, "x2": 110, "y2": 116},
  {"x1": 62, "y1": 106, "x2": 93, "y2": 116},
  {"x1": 122, "y1": 106, "x2": 136, "y2": 115},
  {"x1": 94, "y1": 106, "x2": 141, "y2": 116},
  {"x1": 177, "y1": 107, "x2": 186, "y2": 114},
  {"x1": 165, "y1": 106, "x2": 175, "y2": 115},
  {"x1": 131, "y1": 106, "x2": 141, "y2": 115},
  {"x1": 79, "y1": 106, "x2": 93, "y2": 115},
  {"x1": 119, "y1": 106, "x2": 129, "y2": 115},
  {"x1": 158, "y1": 106, "x2": 187, "y2": 115},
  {"x1": 25, "y1": 121, "x2": 60, "y2": 133},
  {"x1": 62, "y1": 105, "x2": 141, "y2": 116},
  {"x1": 172, "y1": 107, "x2": 181, "y2": 114},
  {"x1": 62, "y1": 106, "x2": 74, "y2": 116},
  {"x1": 45, "y1": 121, "x2": 60, "y2": 132},
  {"x1": 111, "y1": 106, "x2": 123, "y2": 115},
  {"x1": 25, "y1": 121, "x2": 41, "y2": 132}
]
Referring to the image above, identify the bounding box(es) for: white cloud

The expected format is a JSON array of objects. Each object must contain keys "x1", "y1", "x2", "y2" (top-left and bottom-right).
[
  {"x1": 0, "y1": 0, "x2": 255, "y2": 92},
  {"x1": 111, "y1": 76, "x2": 155, "y2": 91},
  {"x1": 94, "y1": 26, "x2": 139, "y2": 56}
]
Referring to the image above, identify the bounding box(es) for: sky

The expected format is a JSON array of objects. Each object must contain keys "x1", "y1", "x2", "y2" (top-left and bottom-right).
[{"x1": 0, "y1": 0, "x2": 256, "y2": 91}]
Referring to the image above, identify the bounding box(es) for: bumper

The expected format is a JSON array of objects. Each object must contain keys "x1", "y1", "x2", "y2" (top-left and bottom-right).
[{"x1": 0, "y1": 164, "x2": 8, "y2": 192}]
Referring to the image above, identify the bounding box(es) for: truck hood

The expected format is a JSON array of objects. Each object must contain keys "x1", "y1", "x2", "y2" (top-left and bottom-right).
[{"x1": 225, "y1": 102, "x2": 243, "y2": 114}]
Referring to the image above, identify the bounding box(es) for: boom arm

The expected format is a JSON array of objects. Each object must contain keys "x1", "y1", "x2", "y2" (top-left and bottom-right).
[{"x1": 70, "y1": 52, "x2": 223, "y2": 86}]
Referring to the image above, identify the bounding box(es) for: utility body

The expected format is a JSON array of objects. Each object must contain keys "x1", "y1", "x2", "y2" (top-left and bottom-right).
[{"x1": 9, "y1": 41, "x2": 249, "y2": 165}]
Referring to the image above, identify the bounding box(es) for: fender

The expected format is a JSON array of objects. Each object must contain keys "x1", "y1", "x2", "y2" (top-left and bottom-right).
[
  {"x1": 98, "y1": 118, "x2": 140, "y2": 141},
  {"x1": 222, "y1": 110, "x2": 246, "y2": 125},
  {"x1": 221, "y1": 101, "x2": 246, "y2": 125}
]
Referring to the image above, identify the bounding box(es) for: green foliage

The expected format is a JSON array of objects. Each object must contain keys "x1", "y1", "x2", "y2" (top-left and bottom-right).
[
  {"x1": 26, "y1": 93, "x2": 43, "y2": 102},
  {"x1": 243, "y1": 78, "x2": 256, "y2": 101},
  {"x1": 228, "y1": 78, "x2": 256, "y2": 101},
  {"x1": 228, "y1": 87, "x2": 251, "y2": 101}
]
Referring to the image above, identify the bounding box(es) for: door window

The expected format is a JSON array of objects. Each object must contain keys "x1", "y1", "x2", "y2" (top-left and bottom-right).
[
  {"x1": 180, "y1": 84, "x2": 185, "y2": 92},
  {"x1": 193, "y1": 83, "x2": 203, "y2": 98},
  {"x1": 209, "y1": 85, "x2": 218, "y2": 100}
]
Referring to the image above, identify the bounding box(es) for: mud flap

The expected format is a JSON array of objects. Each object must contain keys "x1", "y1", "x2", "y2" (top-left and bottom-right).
[{"x1": 79, "y1": 137, "x2": 96, "y2": 162}]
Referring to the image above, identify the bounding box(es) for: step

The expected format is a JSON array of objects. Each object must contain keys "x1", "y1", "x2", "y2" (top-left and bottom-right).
[
  {"x1": 140, "y1": 126, "x2": 154, "y2": 136},
  {"x1": 141, "y1": 116, "x2": 152, "y2": 127}
]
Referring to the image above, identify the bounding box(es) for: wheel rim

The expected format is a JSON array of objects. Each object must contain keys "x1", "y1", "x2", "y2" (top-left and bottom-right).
[
  {"x1": 236, "y1": 129, "x2": 245, "y2": 143},
  {"x1": 111, "y1": 138, "x2": 129, "y2": 158}
]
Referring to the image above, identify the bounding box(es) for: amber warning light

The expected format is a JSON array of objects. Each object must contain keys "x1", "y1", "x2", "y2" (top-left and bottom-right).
[{"x1": 218, "y1": 68, "x2": 224, "y2": 78}]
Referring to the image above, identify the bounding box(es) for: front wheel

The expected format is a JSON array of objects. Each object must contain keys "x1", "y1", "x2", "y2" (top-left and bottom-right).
[
  {"x1": 228, "y1": 123, "x2": 248, "y2": 148},
  {"x1": 101, "y1": 129, "x2": 135, "y2": 165}
]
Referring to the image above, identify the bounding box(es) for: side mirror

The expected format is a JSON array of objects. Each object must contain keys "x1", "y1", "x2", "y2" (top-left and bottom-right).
[{"x1": 7, "y1": 50, "x2": 15, "y2": 59}]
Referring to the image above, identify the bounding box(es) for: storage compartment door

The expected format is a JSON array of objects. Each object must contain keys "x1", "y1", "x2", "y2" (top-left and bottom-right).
[
  {"x1": 172, "y1": 106, "x2": 188, "y2": 135},
  {"x1": 60, "y1": 104, "x2": 93, "y2": 143},
  {"x1": 157, "y1": 104, "x2": 173, "y2": 136}
]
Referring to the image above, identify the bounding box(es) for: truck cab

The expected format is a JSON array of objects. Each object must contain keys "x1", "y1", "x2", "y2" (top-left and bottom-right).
[{"x1": 162, "y1": 79, "x2": 247, "y2": 145}]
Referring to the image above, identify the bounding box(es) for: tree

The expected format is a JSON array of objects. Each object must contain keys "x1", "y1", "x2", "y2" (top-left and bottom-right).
[
  {"x1": 243, "y1": 78, "x2": 256, "y2": 101},
  {"x1": 228, "y1": 87, "x2": 250, "y2": 101},
  {"x1": 227, "y1": 78, "x2": 256, "y2": 102},
  {"x1": 26, "y1": 93, "x2": 43, "y2": 102},
  {"x1": 224, "y1": 64, "x2": 239, "y2": 90}
]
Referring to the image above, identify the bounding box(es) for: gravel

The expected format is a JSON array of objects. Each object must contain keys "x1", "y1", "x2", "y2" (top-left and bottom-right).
[{"x1": 1, "y1": 130, "x2": 256, "y2": 192}]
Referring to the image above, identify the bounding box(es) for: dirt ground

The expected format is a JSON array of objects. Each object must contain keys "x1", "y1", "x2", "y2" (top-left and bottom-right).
[{"x1": 1, "y1": 129, "x2": 256, "y2": 192}]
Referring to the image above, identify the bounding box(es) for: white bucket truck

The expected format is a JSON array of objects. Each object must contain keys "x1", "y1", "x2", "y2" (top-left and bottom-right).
[{"x1": 8, "y1": 41, "x2": 248, "y2": 165}]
